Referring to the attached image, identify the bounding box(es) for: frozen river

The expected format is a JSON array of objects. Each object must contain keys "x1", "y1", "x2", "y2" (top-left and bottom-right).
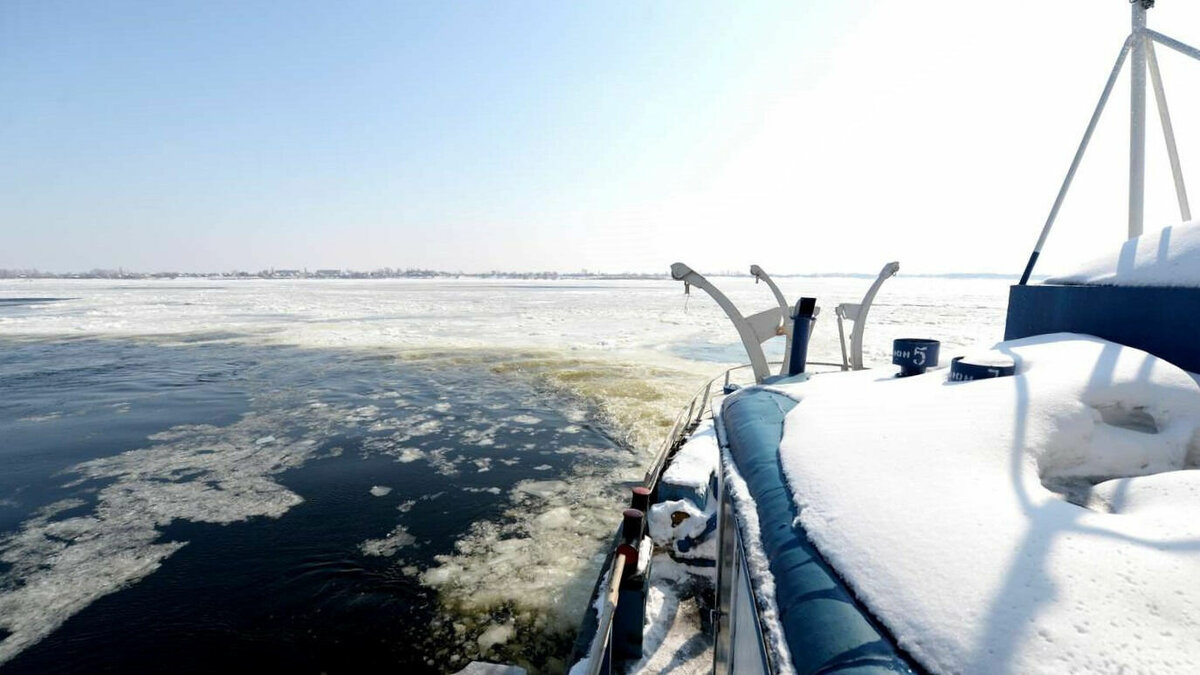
[{"x1": 0, "y1": 275, "x2": 1010, "y2": 673}]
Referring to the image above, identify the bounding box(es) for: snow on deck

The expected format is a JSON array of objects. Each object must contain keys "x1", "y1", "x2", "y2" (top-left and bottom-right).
[
  {"x1": 773, "y1": 334, "x2": 1200, "y2": 674},
  {"x1": 660, "y1": 420, "x2": 718, "y2": 491},
  {"x1": 649, "y1": 418, "x2": 719, "y2": 558},
  {"x1": 1048, "y1": 220, "x2": 1200, "y2": 286},
  {"x1": 567, "y1": 554, "x2": 713, "y2": 675},
  {"x1": 627, "y1": 556, "x2": 713, "y2": 675}
]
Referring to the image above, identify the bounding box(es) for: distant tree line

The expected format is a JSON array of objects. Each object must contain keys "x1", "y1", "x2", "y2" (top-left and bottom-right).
[
  {"x1": 0, "y1": 267, "x2": 671, "y2": 280},
  {"x1": 0, "y1": 267, "x2": 1021, "y2": 281}
]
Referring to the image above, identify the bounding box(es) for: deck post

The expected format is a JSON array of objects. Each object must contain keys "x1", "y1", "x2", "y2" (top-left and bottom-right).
[{"x1": 1130, "y1": 2, "x2": 1149, "y2": 239}]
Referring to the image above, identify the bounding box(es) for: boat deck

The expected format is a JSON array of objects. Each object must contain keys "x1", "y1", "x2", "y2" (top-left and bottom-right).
[{"x1": 626, "y1": 554, "x2": 713, "y2": 675}]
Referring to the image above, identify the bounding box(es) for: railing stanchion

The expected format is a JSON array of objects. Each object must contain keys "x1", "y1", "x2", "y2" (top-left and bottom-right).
[{"x1": 584, "y1": 551, "x2": 628, "y2": 675}]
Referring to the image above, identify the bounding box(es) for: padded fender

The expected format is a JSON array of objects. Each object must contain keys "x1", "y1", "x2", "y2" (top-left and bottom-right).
[{"x1": 720, "y1": 388, "x2": 915, "y2": 674}]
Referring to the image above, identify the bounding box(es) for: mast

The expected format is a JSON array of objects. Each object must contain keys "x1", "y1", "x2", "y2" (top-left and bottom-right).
[
  {"x1": 1017, "y1": 0, "x2": 1200, "y2": 285},
  {"x1": 1130, "y1": 1, "x2": 1149, "y2": 239}
]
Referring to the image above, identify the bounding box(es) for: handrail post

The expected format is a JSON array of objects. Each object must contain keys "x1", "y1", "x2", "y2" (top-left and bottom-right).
[{"x1": 584, "y1": 552, "x2": 628, "y2": 675}]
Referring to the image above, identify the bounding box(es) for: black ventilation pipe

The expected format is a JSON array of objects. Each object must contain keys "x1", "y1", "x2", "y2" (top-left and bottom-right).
[{"x1": 787, "y1": 297, "x2": 818, "y2": 376}]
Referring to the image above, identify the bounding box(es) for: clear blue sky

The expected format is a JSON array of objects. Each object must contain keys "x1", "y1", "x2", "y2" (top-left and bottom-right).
[{"x1": 5, "y1": 1, "x2": 1200, "y2": 274}]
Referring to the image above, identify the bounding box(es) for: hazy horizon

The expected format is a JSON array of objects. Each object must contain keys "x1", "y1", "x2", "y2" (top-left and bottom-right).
[{"x1": 1, "y1": 264, "x2": 1030, "y2": 279}]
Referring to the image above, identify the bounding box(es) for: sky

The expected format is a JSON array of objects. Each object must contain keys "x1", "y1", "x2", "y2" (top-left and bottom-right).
[{"x1": 4, "y1": 0, "x2": 1200, "y2": 275}]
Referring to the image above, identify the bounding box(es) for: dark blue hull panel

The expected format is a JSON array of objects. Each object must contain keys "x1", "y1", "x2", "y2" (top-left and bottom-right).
[{"x1": 1004, "y1": 284, "x2": 1200, "y2": 372}]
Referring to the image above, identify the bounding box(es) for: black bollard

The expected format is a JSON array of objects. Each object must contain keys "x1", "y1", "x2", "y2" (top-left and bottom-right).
[
  {"x1": 892, "y1": 338, "x2": 941, "y2": 377},
  {"x1": 613, "y1": 508, "x2": 650, "y2": 664},
  {"x1": 949, "y1": 355, "x2": 1016, "y2": 382},
  {"x1": 787, "y1": 297, "x2": 818, "y2": 376},
  {"x1": 630, "y1": 487, "x2": 651, "y2": 514},
  {"x1": 621, "y1": 508, "x2": 644, "y2": 544}
]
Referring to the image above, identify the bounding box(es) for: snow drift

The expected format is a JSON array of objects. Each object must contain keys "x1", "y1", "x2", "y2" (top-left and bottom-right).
[{"x1": 1048, "y1": 220, "x2": 1200, "y2": 286}]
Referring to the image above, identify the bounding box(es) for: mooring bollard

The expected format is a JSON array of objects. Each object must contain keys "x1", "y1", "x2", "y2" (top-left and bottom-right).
[
  {"x1": 949, "y1": 354, "x2": 1016, "y2": 381},
  {"x1": 621, "y1": 508, "x2": 644, "y2": 544},
  {"x1": 630, "y1": 486, "x2": 651, "y2": 514},
  {"x1": 613, "y1": 507, "x2": 650, "y2": 664},
  {"x1": 892, "y1": 338, "x2": 941, "y2": 377}
]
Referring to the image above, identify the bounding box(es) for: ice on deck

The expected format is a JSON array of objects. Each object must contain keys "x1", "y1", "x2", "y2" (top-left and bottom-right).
[
  {"x1": 568, "y1": 555, "x2": 713, "y2": 675},
  {"x1": 1048, "y1": 220, "x2": 1200, "y2": 286},
  {"x1": 626, "y1": 555, "x2": 713, "y2": 675},
  {"x1": 772, "y1": 334, "x2": 1200, "y2": 674},
  {"x1": 648, "y1": 419, "x2": 719, "y2": 560},
  {"x1": 658, "y1": 420, "x2": 719, "y2": 509}
]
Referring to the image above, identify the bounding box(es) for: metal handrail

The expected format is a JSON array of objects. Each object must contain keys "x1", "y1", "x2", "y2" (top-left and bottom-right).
[
  {"x1": 643, "y1": 358, "x2": 846, "y2": 486},
  {"x1": 642, "y1": 370, "x2": 732, "y2": 487},
  {"x1": 583, "y1": 551, "x2": 629, "y2": 675},
  {"x1": 588, "y1": 358, "x2": 841, "y2": 673}
]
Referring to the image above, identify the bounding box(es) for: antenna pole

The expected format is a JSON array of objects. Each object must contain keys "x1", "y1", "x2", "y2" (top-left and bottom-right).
[{"x1": 1129, "y1": 1, "x2": 1149, "y2": 239}]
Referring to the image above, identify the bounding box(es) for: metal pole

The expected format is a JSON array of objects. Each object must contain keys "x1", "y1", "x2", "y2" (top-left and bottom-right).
[
  {"x1": 1018, "y1": 38, "x2": 1132, "y2": 285},
  {"x1": 1146, "y1": 29, "x2": 1200, "y2": 64},
  {"x1": 1130, "y1": 3, "x2": 1148, "y2": 239},
  {"x1": 584, "y1": 551, "x2": 628, "y2": 675},
  {"x1": 1146, "y1": 38, "x2": 1191, "y2": 221}
]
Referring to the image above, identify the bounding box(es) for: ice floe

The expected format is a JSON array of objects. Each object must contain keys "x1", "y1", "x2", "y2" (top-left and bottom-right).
[
  {"x1": 462, "y1": 487, "x2": 502, "y2": 495},
  {"x1": 0, "y1": 394, "x2": 361, "y2": 664},
  {"x1": 1, "y1": 275, "x2": 1012, "y2": 391},
  {"x1": 476, "y1": 620, "x2": 516, "y2": 653},
  {"x1": 360, "y1": 525, "x2": 416, "y2": 557},
  {"x1": 394, "y1": 448, "x2": 426, "y2": 463},
  {"x1": 420, "y1": 451, "x2": 640, "y2": 632},
  {"x1": 0, "y1": 361, "x2": 525, "y2": 664}
]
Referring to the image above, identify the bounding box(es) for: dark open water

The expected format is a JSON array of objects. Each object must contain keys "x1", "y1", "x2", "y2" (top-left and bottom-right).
[{"x1": 0, "y1": 337, "x2": 628, "y2": 673}]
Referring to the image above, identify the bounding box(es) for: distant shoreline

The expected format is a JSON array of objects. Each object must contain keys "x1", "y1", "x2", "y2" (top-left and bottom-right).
[{"x1": 0, "y1": 269, "x2": 1029, "y2": 281}]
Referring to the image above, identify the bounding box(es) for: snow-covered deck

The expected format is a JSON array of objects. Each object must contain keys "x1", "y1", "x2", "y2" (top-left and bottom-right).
[
  {"x1": 625, "y1": 555, "x2": 713, "y2": 675},
  {"x1": 766, "y1": 333, "x2": 1200, "y2": 673},
  {"x1": 1049, "y1": 221, "x2": 1200, "y2": 287}
]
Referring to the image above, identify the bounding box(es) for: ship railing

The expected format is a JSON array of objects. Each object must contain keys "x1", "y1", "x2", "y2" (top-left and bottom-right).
[
  {"x1": 588, "y1": 359, "x2": 845, "y2": 675},
  {"x1": 641, "y1": 359, "x2": 840, "y2": 488},
  {"x1": 583, "y1": 549, "x2": 630, "y2": 675},
  {"x1": 588, "y1": 366, "x2": 743, "y2": 675},
  {"x1": 641, "y1": 363, "x2": 749, "y2": 488}
]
